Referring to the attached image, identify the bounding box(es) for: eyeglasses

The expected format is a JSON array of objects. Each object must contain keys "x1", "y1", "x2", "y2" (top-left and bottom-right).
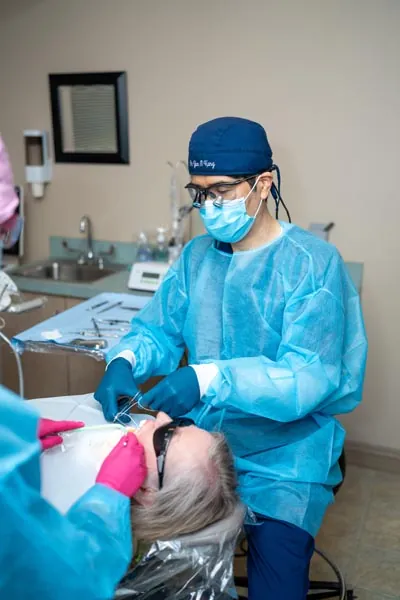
[
  {"x1": 185, "y1": 175, "x2": 257, "y2": 209},
  {"x1": 153, "y1": 417, "x2": 194, "y2": 489}
]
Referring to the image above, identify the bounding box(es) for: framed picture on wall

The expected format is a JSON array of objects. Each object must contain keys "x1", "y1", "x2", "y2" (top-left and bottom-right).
[{"x1": 49, "y1": 71, "x2": 130, "y2": 164}]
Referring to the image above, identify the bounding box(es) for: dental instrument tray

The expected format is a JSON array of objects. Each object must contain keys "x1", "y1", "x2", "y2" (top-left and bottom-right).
[{"x1": 12, "y1": 292, "x2": 150, "y2": 360}]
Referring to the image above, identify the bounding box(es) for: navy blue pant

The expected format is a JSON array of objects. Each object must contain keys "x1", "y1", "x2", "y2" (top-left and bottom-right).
[{"x1": 244, "y1": 517, "x2": 315, "y2": 600}]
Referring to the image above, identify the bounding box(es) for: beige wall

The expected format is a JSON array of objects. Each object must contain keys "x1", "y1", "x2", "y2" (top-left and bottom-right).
[{"x1": 1, "y1": 0, "x2": 399, "y2": 450}]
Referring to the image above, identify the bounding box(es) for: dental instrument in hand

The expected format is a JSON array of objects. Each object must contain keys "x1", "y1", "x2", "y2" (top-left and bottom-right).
[{"x1": 113, "y1": 391, "x2": 145, "y2": 426}]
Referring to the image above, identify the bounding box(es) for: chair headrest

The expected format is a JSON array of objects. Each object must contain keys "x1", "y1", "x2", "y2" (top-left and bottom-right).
[{"x1": 170, "y1": 502, "x2": 246, "y2": 548}]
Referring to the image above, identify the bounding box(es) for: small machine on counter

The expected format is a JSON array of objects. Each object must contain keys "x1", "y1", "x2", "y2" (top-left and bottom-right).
[{"x1": 128, "y1": 261, "x2": 169, "y2": 293}]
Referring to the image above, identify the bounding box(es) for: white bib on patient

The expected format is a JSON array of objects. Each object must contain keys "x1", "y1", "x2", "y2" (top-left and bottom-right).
[{"x1": 40, "y1": 417, "x2": 151, "y2": 514}]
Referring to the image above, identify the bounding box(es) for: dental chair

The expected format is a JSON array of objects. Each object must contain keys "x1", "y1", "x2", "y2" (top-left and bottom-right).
[
  {"x1": 116, "y1": 502, "x2": 246, "y2": 599},
  {"x1": 116, "y1": 454, "x2": 353, "y2": 600},
  {"x1": 234, "y1": 451, "x2": 355, "y2": 600}
]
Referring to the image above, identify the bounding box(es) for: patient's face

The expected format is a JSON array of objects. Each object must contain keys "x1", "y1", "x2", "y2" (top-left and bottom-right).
[{"x1": 134, "y1": 412, "x2": 213, "y2": 500}]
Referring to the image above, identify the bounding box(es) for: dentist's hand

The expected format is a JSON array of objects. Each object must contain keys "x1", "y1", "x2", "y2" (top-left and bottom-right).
[
  {"x1": 38, "y1": 418, "x2": 84, "y2": 451},
  {"x1": 94, "y1": 358, "x2": 141, "y2": 422},
  {"x1": 96, "y1": 432, "x2": 147, "y2": 497},
  {"x1": 142, "y1": 367, "x2": 201, "y2": 417}
]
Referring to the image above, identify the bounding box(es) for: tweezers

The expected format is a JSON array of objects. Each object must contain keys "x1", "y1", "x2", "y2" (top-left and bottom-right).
[{"x1": 113, "y1": 391, "x2": 144, "y2": 425}]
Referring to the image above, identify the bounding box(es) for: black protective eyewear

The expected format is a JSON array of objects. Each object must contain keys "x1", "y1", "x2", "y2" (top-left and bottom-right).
[
  {"x1": 185, "y1": 175, "x2": 257, "y2": 209},
  {"x1": 185, "y1": 166, "x2": 292, "y2": 222},
  {"x1": 153, "y1": 417, "x2": 194, "y2": 489}
]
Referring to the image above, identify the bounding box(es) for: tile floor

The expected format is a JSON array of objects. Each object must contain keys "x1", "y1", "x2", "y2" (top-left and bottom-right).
[{"x1": 234, "y1": 465, "x2": 400, "y2": 599}]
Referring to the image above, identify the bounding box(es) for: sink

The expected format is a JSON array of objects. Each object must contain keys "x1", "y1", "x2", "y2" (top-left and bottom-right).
[{"x1": 13, "y1": 260, "x2": 126, "y2": 284}]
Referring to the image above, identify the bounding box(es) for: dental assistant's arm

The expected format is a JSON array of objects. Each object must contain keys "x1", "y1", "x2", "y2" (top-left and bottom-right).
[
  {"x1": 0, "y1": 135, "x2": 19, "y2": 222},
  {"x1": 0, "y1": 390, "x2": 145, "y2": 600},
  {"x1": 2, "y1": 483, "x2": 132, "y2": 599}
]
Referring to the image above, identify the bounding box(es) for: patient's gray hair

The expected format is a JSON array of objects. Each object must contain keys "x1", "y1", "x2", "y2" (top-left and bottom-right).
[{"x1": 131, "y1": 432, "x2": 238, "y2": 541}]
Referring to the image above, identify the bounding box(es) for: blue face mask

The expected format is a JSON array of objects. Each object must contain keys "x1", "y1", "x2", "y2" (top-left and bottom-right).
[{"x1": 199, "y1": 178, "x2": 262, "y2": 243}]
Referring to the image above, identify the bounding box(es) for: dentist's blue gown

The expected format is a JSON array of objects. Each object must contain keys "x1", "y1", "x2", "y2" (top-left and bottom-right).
[
  {"x1": 108, "y1": 222, "x2": 368, "y2": 536},
  {"x1": 0, "y1": 386, "x2": 132, "y2": 599}
]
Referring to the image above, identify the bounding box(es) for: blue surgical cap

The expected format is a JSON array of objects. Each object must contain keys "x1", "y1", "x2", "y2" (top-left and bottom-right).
[{"x1": 188, "y1": 116, "x2": 274, "y2": 176}]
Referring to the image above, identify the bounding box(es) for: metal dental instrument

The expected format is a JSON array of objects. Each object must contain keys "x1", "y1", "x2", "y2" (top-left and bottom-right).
[
  {"x1": 87, "y1": 326, "x2": 130, "y2": 333},
  {"x1": 70, "y1": 338, "x2": 108, "y2": 350},
  {"x1": 96, "y1": 300, "x2": 123, "y2": 314},
  {"x1": 69, "y1": 329, "x2": 128, "y2": 338},
  {"x1": 113, "y1": 390, "x2": 145, "y2": 426},
  {"x1": 96, "y1": 318, "x2": 130, "y2": 325},
  {"x1": 86, "y1": 300, "x2": 109, "y2": 311},
  {"x1": 95, "y1": 333, "x2": 121, "y2": 339},
  {"x1": 92, "y1": 318, "x2": 101, "y2": 337}
]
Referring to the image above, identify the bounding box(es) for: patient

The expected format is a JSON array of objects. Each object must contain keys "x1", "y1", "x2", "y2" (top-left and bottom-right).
[
  {"x1": 131, "y1": 411, "x2": 238, "y2": 541},
  {"x1": 41, "y1": 410, "x2": 238, "y2": 543}
]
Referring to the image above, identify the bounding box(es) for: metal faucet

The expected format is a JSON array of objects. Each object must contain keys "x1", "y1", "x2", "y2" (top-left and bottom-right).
[
  {"x1": 62, "y1": 215, "x2": 115, "y2": 266},
  {"x1": 79, "y1": 215, "x2": 95, "y2": 264}
]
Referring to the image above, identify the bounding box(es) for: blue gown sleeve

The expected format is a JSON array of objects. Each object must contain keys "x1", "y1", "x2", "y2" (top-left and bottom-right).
[
  {"x1": 106, "y1": 250, "x2": 190, "y2": 381},
  {"x1": 206, "y1": 256, "x2": 368, "y2": 422},
  {"x1": 0, "y1": 387, "x2": 132, "y2": 600}
]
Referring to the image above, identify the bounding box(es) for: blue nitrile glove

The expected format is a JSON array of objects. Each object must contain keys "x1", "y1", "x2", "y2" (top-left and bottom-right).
[
  {"x1": 94, "y1": 358, "x2": 141, "y2": 422},
  {"x1": 142, "y1": 366, "x2": 201, "y2": 417}
]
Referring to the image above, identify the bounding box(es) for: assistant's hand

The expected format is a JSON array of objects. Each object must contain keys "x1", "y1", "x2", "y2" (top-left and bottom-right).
[
  {"x1": 94, "y1": 358, "x2": 141, "y2": 422},
  {"x1": 142, "y1": 366, "x2": 201, "y2": 417},
  {"x1": 38, "y1": 418, "x2": 84, "y2": 451},
  {"x1": 96, "y1": 432, "x2": 147, "y2": 497}
]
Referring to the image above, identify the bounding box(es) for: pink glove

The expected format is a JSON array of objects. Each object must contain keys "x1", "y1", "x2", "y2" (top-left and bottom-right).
[
  {"x1": 96, "y1": 432, "x2": 147, "y2": 498},
  {"x1": 38, "y1": 418, "x2": 84, "y2": 451}
]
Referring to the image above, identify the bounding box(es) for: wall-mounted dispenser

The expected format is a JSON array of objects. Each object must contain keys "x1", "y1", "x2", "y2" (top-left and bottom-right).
[{"x1": 23, "y1": 130, "x2": 52, "y2": 198}]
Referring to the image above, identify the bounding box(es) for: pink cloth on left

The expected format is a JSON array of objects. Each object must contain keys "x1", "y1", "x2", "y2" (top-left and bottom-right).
[{"x1": 0, "y1": 136, "x2": 19, "y2": 226}]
